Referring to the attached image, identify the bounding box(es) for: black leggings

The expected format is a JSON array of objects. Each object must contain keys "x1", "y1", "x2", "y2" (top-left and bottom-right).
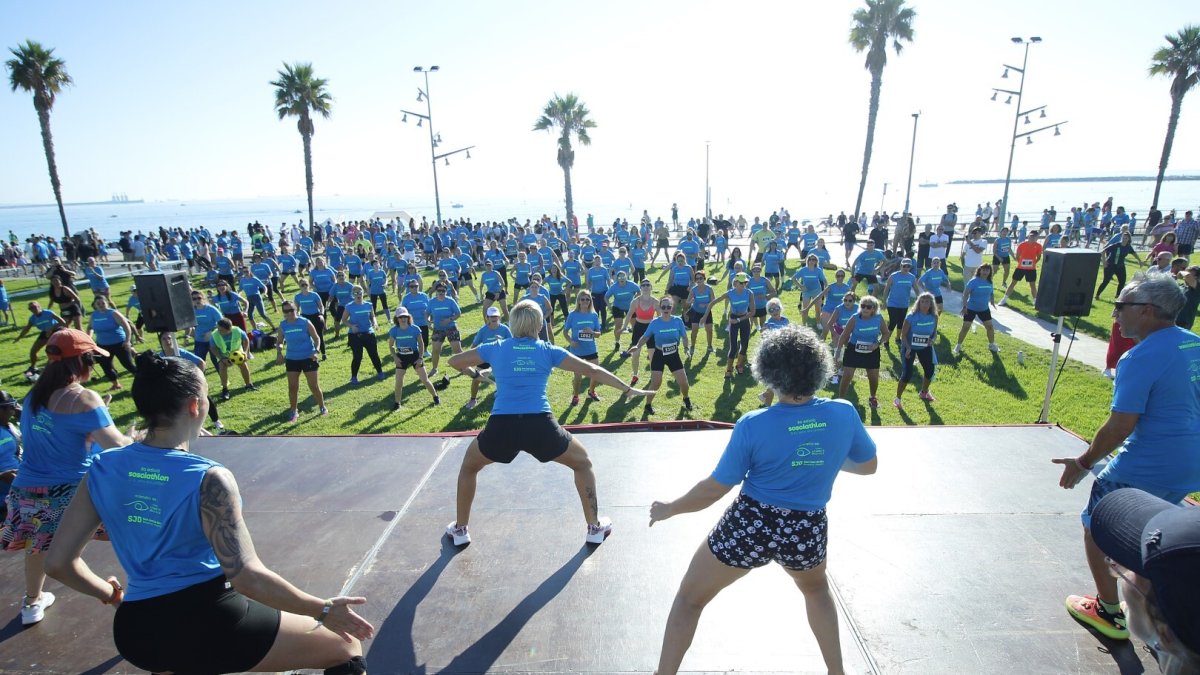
[
  {"x1": 96, "y1": 342, "x2": 137, "y2": 382},
  {"x1": 727, "y1": 317, "x2": 751, "y2": 358},
  {"x1": 303, "y1": 313, "x2": 327, "y2": 356},
  {"x1": 593, "y1": 291, "x2": 608, "y2": 327},
  {"x1": 886, "y1": 307, "x2": 907, "y2": 335},
  {"x1": 349, "y1": 332, "x2": 382, "y2": 377},
  {"x1": 551, "y1": 294, "x2": 570, "y2": 322},
  {"x1": 207, "y1": 395, "x2": 220, "y2": 423},
  {"x1": 901, "y1": 346, "x2": 936, "y2": 383},
  {"x1": 634, "y1": 268, "x2": 646, "y2": 284},
  {"x1": 370, "y1": 293, "x2": 390, "y2": 316},
  {"x1": 1095, "y1": 262, "x2": 1127, "y2": 298}
]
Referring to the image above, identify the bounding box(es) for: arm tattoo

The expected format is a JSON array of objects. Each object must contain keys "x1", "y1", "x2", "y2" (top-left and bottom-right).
[{"x1": 200, "y1": 468, "x2": 255, "y2": 579}]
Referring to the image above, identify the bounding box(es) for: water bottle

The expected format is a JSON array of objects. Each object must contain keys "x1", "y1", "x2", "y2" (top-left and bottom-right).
[{"x1": 1017, "y1": 350, "x2": 1025, "y2": 366}]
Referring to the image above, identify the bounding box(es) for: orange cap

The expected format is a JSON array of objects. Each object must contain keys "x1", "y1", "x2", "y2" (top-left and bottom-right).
[{"x1": 46, "y1": 328, "x2": 110, "y2": 361}]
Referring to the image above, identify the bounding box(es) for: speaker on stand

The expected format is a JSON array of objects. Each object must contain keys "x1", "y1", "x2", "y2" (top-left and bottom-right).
[
  {"x1": 1035, "y1": 249, "x2": 1101, "y2": 423},
  {"x1": 134, "y1": 271, "x2": 196, "y2": 334}
]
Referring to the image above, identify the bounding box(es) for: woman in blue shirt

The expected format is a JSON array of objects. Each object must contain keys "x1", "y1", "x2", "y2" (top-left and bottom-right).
[
  {"x1": 445, "y1": 300, "x2": 649, "y2": 548},
  {"x1": 953, "y1": 264, "x2": 1000, "y2": 356},
  {"x1": 585, "y1": 256, "x2": 612, "y2": 330},
  {"x1": 791, "y1": 255, "x2": 828, "y2": 326},
  {"x1": 835, "y1": 294, "x2": 890, "y2": 409},
  {"x1": 685, "y1": 272, "x2": 716, "y2": 354},
  {"x1": 894, "y1": 292, "x2": 940, "y2": 409},
  {"x1": 805, "y1": 269, "x2": 852, "y2": 342},
  {"x1": 328, "y1": 271, "x2": 356, "y2": 341},
  {"x1": 606, "y1": 271, "x2": 638, "y2": 351},
  {"x1": 340, "y1": 286, "x2": 385, "y2": 385},
  {"x1": 630, "y1": 238, "x2": 648, "y2": 284},
  {"x1": 212, "y1": 279, "x2": 248, "y2": 333},
  {"x1": 761, "y1": 240, "x2": 785, "y2": 287},
  {"x1": 276, "y1": 301, "x2": 326, "y2": 422},
  {"x1": 880, "y1": 259, "x2": 918, "y2": 345},
  {"x1": 87, "y1": 296, "x2": 137, "y2": 391},
  {"x1": 2, "y1": 329, "x2": 131, "y2": 627},
  {"x1": 387, "y1": 306, "x2": 440, "y2": 410},
  {"x1": 917, "y1": 256, "x2": 950, "y2": 310},
  {"x1": 46, "y1": 352, "x2": 374, "y2": 674},
  {"x1": 478, "y1": 259, "x2": 509, "y2": 320},
  {"x1": 629, "y1": 296, "x2": 692, "y2": 415},
  {"x1": 666, "y1": 253, "x2": 694, "y2": 308},
  {"x1": 649, "y1": 325, "x2": 877, "y2": 675},
  {"x1": 562, "y1": 291, "x2": 604, "y2": 405},
  {"x1": 427, "y1": 282, "x2": 463, "y2": 381},
  {"x1": 364, "y1": 258, "x2": 390, "y2": 317},
  {"x1": 703, "y1": 272, "x2": 757, "y2": 378},
  {"x1": 293, "y1": 277, "x2": 328, "y2": 360},
  {"x1": 15, "y1": 301, "x2": 65, "y2": 373},
  {"x1": 238, "y1": 267, "x2": 275, "y2": 331}
]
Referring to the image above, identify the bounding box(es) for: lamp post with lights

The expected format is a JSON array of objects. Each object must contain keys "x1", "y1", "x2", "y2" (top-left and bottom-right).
[
  {"x1": 402, "y1": 66, "x2": 475, "y2": 229},
  {"x1": 991, "y1": 37, "x2": 1067, "y2": 230},
  {"x1": 903, "y1": 111, "x2": 921, "y2": 217}
]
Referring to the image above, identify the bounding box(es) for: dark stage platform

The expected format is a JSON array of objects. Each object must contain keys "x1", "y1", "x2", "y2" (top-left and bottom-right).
[{"x1": 0, "y1": 426, "x2": 1158, "y2": 674}]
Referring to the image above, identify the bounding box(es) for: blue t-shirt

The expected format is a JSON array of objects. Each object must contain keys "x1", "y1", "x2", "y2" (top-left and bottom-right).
[
  {"x1": 239, "y1": 276, "x2": 265, "y2": 297},
  {"x1": 963, "y1": 277, "x2": 994, "y2": 312},
  {"x1": 919, "y1": 269, "x2": 949, "y2": 297},
  {"x1": 763, "y1": 250, "x2": 784, "y2": 275},
  {"x1": 793, "y1": 267, "x2": 826, "y2": 294},
  {"x1": 344, "y1": 301, "x2": 375, "y2": 334},
  {"x1": 472, "y1": 322, "x2": 513, "y2": 348},
  {"x1": 764, "y1": 316, "x2": 790, "y2": 330},
  {"x1": 428, "y1": 296, "x2": 460, "y2": 330},
  {"x1": 669, "y1": 264, "x2": 693, "y2": 288},
  {"x1": 91, "y1": 309, "x2": 127, "y2": 345},
  {"x1": 853, "y1": 250, "x2": 885, "y2": 275},
  {"x1": 587, "y1": 266, "x2": 611, "y2": 294},
  {"x1": 29, "y1": 310, "x2": 61, "y2": 334},
  {"x1": 193, "y1": 304, "x2": 223, "y2": 342},
  {"x1": 366, "y1": 269, "x2": 388, "y2": 295},
  {"x1": 563, "y1": 311, "x2": 601, "y2": 356},
  {"x1": 389, "y1": 323, "x2": 422, "y2": 353},
  {"x1": 607, "y1": 282, "x2": 637, "y2": 311},
  {"x1": 87, "y1": 444, "x2": 223, "y2": 600},
  {"x1": 294, "y1": 291, "x2": 323, "y2": 317},
  {"x1": 691, "y1": 284, "x2": 715, "y2": 314},
  {"x1": 886, "y1": 271, "x2": 917, "y2": 309},
  {"x1": 822, "y1": 282, "x2": 852, "y2": 312},
  {"x1": 309, "y1": 268, "x2": 335, "y2": 293},
  {"x1": 481, "y1": 270, "x2": 504, "y2": 294},
  {"x1": 728, "y1": 288, "x2": 753, "y2": 316},
  {"x1": 331, "y1": 281, "x2": 355, "y2": 307},
  {"x1": 402, "y1": 292, "x2": 431, "y2": 327},
  {"x1": 1100, "y1": 327, "x2": 1200, "y2": 494},
  {"x1": 644, "y1": 316, "x2": 687, "y2": 353},
  {"x1": 0, "y1": 426, "x2": 19, "y2": 502},
  {"x1": 849, "y1": 313, "x2": 883, "y2": 350},
  {"x1": 905, "y1": 312, "x2": 938, "y2": 350},
  {"x1": 14, "y1": 399, "x2": 114, "y2": 487},
  {"x1": 477, "y1": 338, "x2": 569, "y2": 414},
  {"x1": 280, "y1": 317, "x2": 317, "y2": 359},
  {"x1": 711, "y1": 399, "x2": 877, "y2": 511}
]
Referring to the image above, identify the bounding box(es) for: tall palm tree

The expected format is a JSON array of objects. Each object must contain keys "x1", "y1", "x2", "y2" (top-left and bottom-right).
[
  {"x1": 6, "y1": 40, "x2": 73, "y2": 240},
  {"x1": 271, "y1": 62, "x2": 333, "y2": 233},
  {"x1": 533, "y1": 93, "x2": 596, "y2": 230},
  {"x1": 1149, "y1": 25, "x2": 1200, "y2": 210},
  {"x1": 848, "y1": 0, "x2": 916, "y2": 223}
]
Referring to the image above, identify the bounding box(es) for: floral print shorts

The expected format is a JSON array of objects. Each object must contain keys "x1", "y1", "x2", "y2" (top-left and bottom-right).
[{"x1": 708, "y1": 492, "x2": 828, "y2": 571}]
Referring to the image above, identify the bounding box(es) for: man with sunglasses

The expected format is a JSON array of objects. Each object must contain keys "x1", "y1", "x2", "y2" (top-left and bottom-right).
[{"x1": 1051, "y1": 273, "x2": 1200, "y2": 643}]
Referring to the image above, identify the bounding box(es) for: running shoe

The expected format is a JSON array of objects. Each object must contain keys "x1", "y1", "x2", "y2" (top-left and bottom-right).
[
  {"x1": 988, "y1": 343, "x2": 1001, "y2": 353},
  {"x1": 707, "y1": 346, "x2": 714, "y2": 354},
  {"x1": 321, "y1": 353, "x2": 327, "y2": 361},
  {"x1": 1065, "y1": 594, "x2": 1129, "y2": 640},
  {"x1": 423, "y1": 351, "x2": 431, "y2": 359},
  {"x1": 349, "y1": 376, "x2": 359, "y2": 386},
  {"x1": 620, "y1": 350, "x2": 630, "y2": 358},
  {"x1": 445, "y1": 522, "x2": 471, "y2": 547},
  {"x1": 587, "y1": 391, "x2": 601, "y2": 402},
  {"x1": 376, "y1": 371, "x2": 386, "y2": 381},
  {"x1": 630, "y1": 375, "x2": 639, "y2": 385},
  {"x1": 644, "y1": 404, "x2": 655, "y2": 416},
  {"x1": 287, "y1": 410, "x2": 299, "y2": 423},
  {"x1": 585, "y1": 516, "x2": 613, "y2": 545},
  {"x1": 1102, "y1": 368, "x2": 1114, "y2": 379},
  {"x1": 998, "y1": 297, "x2": 1008, "y2": 307},
  {"x1": 831, "y1": 374, "x2": 840, "y2": 385},
  {"x1": 21, "y1": 591, "x2": 55, "y2": 626},
  {"x1": 952, "y1": 344, "x2": 963, "y2": 356},
  {"x1": 246, "y1": 384, "x2": 259, "y2": 392},
  {"x1": 918, "y1": 391, "x2": 936, "y2": 402},
  {"x1": 392, "y1": 401, "x2": 400, "y2": 411},
  {"x1": 683, "y1": 397, "x2": 693, "y2": 411},
  {"x1": 892, "y1": 397, "x2": 902, "y2": 410},
  {"x1": 465, "y1": 398, "x2": 477, "y2": 410},
  {"x1": 428, "y1": 367, "x2": 438, "y2": 377},
  {"x1": 220, "y1": 387, "x2": 230, "y2": 402},
  {"x1": 319, "y1": 406, "x2": 329, "y2": 416},
  {"x1": 869, "y1": 396, "x2": 879, "y2": 410},
  {"x1": 571, "y1": 395, "x2": 580, "y2": 406}
]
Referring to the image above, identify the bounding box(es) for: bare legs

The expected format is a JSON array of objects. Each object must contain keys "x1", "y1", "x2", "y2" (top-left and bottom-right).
[{"x1": 453, "y1": 438, "x2": 598, "y2": 529}]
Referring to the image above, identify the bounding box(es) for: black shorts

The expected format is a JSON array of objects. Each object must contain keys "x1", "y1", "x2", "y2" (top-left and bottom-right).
[
  {"x1": 631, "y1": 321, "x2": 654, "y2": 348},
  {"x1": 992, "y1": 255, "x2": 1011, "y2": 266},
  {"x1": 460, "y1": 271, "x2": 474, "y2": 281},
  {"x1": 754, "y1": 307, "x2": 767, "y2": 318},
  {"x1": 285, "y1": 357, "x2": 319, "y2": 373},
  {"x1": 478, "y1": 412, "x2": 572, "y2": 464},
  {"x1": 611, "y1": 306, "x2": 627, "y2": 320},
  {"x1": 853, "y1": 273, "x2": 877, "y2": 284},
  {"x1": 577, "y1": 351, "x2": 599, "y2": 361},
  {"x1": 394, "y1": 351, "x2": 422, "y2": 369},
  {"x1": 514, "y1": 283, "x2": 529, "y2": 292},
  {"x1": 843, "y1": 344, "x2": 881, "y2": 369},
  {"x1": 651, "y1": 347, "x2": 685, "y2": 373},
  {"x1": 1013, "y1": 268, "x2": 1037, "y2": 283},
  {"x1": 686, "y1": 309, "x2": 712, "y2": 326},
  {"x1": 708, "y1": 493, "x2": 828, "y2": 571},
  {"x1": 486, "y1": 290, "x2": 507, "y2": 301},
  {"x1": 667, "y1": 284, "x2": 689, "y2": 300},
  {"x1": 963, "y1": 309, "x2": 992, "y2": 323},
  {"x1": 113, "y1": 575, "x2": 279, "y2": 674}
]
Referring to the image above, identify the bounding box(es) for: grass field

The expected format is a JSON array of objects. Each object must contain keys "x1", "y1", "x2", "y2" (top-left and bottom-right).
[{"x1": 0, "y1": 260, "x2": 1120, "y2": 442}]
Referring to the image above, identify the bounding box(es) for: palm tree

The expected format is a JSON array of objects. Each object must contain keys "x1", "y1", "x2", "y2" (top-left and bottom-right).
[
  {"x1": 533, "y1": 93, "x2": 596, "y2": 230},
  {"x1": 6, "y1": 40, "x2": 73, "y2": 240},
  {"x1": 1149, "y1": 25, "x2": 1200, "y2": 210},
  {"x1": 271, "y1": 62, "x2": 333, "y2": 234},
  {"x1": 848, "y1": 0, "x2": 916, "y2": 223}
]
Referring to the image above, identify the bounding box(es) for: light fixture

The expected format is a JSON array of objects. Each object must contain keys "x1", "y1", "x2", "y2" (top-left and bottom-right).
[
  {"x1": 412, "y1": 66, "x2": 422, "y2": 73},
  {"x1": 1025, "y1": 115, "x2": 1031, "y2": 124},
  {"x1": 1011, "y1": 37, "x2": 1023, "y2": 44},
  {"x1": 417, "y1": 92, "x2": 424, "y2": 103},
  {"x1": 991, "y1": 92, "x2": 998, "y2": 101},
  {"x1": 402, "y1": 113, "x2": 408, "y2": 123},
  {"x1": 1026, "y1": 136, "x2": 1033, "y2": 145},
  {"x1": 1054, "y1": 126, "x2": 1061, "y2": 136},
  {"x1": 1005, "y1": 95, "x2": 1013, "y2": 104},
  {"x1": 416, "y1": 118, "x2": 422, "y2": 127},
  {"x1": 430, "y1": 65, "x2": 439, "y2": 72},
  {"x1": 1041, "y1": 109, "x2": 1047, "y2": 119},
  {"x1": 1002, "y1": 69, "x2": 1009, "y2": 79},
  {"x1": 466, "y1": 150, "x2": 471, "y2": 159},
  {"x1": 1030, "y1": 37, "x2": 1042, "y2": 43}
]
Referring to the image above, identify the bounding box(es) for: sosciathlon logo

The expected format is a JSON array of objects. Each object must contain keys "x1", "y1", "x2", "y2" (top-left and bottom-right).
[{"x1": 787, "y1": 420, "x2": 828, "y2": 433}]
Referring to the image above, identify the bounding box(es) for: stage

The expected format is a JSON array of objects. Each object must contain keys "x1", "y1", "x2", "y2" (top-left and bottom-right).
[{"x1": 0, "y1": 425, "x2": 1158, "y2": 674}]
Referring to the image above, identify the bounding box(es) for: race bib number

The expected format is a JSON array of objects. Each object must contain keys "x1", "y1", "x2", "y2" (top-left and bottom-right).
[
  {"x1": 579, "y1": 330, "x2": 594, "y2": 340},
  {"x1": 661, "y1": 343, "x2": 678, "y2": 355},
  {"x1": 398, "y1": 347, "x2": 415, "y2": 355},
  {"x1": 855, "y1": 342, "x2": 875, "y2": 354},
  {"x1": 1020, "y1": 259, "x2": 1034, "y2": 267},
  {"x1": 910, "y1": 335, "x2": 930, "y2": 347}
]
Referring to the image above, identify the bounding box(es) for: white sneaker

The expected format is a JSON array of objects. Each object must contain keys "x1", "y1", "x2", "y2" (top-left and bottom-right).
[
  {"x1": 445, "y1": 522, "x2": 471, "y2": 547},
  {"x1": 757, "y1": 391, "x2": 768, "y2": 404},
  {"x1": 998, "y1": 297, "x2": 1007, "y2": 307},
  {"x1": 21, "y1": 591, "x2": 55, "y2": 626},
  {"x1": 1103, "y1": 368, "x2": 1114, "y2": 379},
  {"x1": 586, "y1": 516, "x2": 613, "y2": 545},
  {"x1": 465, "y1": 398, "x2": 477, "y2": 410},
  {"x1": 988, "y1": 343, "x2": 1001, "y2": 353},
  {"x1": 953, "y1": 344, "x2": 963, "y2": 355},
  {"x1": 830, "y1": 374, "x2": 840, "y2": 385}
]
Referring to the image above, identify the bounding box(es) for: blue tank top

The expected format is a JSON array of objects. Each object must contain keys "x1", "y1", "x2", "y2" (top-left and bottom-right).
[
  {"x1": 906, "y1": 312, "x2": 938, "y2": 350},
  {"x1": 822, "y1": 282, "x2": 852, "y2": 312},
  {"x1": 728, "y1": 288, "x2": 752, "y2": 315},
  {"x1": 87, "y1": 444, "x2": 223, "y2": 601},
  {"x1": 280, "y1": 317, "x2": 316, "y2": 359},
  {"x1": 91, "y1": 309, "x2": 126, "y2": 345},
  {"x1": 691, "y1": 285, "x2": 713, "y2": 314},
  {"x1": 849, "y1": 313, "x2": 883, "y2": 352},
  {"x1": 886, "y1": 272, "x2": 917, "y2": 309}
]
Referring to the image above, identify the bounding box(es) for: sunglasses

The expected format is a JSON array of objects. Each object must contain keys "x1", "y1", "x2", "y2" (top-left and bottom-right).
[
  {"x1": 283, "y1": 308, "x2": 295, "y2": 313},
  {"x1": 1113, "y1": 301, "x2": 1153, "y2": 311},
  {"x1": 660, "y1": 305, "x2": 673, "y2": 310},
  {"x1": 861, "y1": 304, "x2": 878, "y2": 309}
]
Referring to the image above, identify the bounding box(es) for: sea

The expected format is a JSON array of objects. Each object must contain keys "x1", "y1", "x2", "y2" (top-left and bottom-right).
[{"x1": 1, "y1": 178, "x2": 1197, "y2": 242}]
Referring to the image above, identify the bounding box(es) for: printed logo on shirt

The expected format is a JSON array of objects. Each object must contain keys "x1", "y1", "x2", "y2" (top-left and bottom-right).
[
  {"x1": 788, "y1": 419, "x2": 829, "y2": 433},
  {"x1": 791, "y1": 442, "x2": 826, "y2": 468}
]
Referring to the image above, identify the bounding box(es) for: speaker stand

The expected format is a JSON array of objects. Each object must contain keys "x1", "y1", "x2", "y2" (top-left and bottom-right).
[{"x1": 1037, "y1": 315, "x2": 1066, "y2": 424}]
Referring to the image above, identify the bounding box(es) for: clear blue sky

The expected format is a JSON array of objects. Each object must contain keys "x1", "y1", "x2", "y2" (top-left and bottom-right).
[{"x1": 3, "y1": 0, "x2": 1197, "y2": 216}]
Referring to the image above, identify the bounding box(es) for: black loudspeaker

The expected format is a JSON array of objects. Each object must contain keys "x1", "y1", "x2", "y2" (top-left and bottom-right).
[
  {"x1": 1035, "y1": 249, "x2": 1101, "y2": 317},
  {"x1": 134, "y1": 271, "x2": 196, "y2": 332}
]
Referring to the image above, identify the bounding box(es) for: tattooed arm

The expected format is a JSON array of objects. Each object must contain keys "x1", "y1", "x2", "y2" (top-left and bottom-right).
[{"x1": 199, "y1": 467, "x2": 374, "y2": 640}]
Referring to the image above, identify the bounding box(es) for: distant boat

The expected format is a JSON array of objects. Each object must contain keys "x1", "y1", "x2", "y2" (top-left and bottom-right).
[
  {"x1": 451, "y1": 203, "x2": 464, "y2": 209},
  {"x1": 109, "y1": 214, "x2": 117, "y2": 218},
  {"x1": 919, "y1": 182, "x2": 939, "y2": 188},
  {"x1": 293, "y1": 209, "x2": 302, "y2": 214}
]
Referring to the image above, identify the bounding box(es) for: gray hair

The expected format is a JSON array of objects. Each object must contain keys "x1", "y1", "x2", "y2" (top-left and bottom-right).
[
  {"x1": 1123, "y1": 273, "x2": 1185, "y2": 321},
  {"x1": 509, "y1": 300, "x2": 544, "y2": 339},
  {"x1": 765, "y1": 297, "x2": 784, "y2": 314},
  {"x1": 750, "y1": 325, "x2": 832, "y2": 398}
]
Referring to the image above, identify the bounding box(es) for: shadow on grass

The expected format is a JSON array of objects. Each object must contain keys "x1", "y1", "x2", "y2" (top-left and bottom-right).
[{"x1": 962, "y1": 350, "x2": 1026, "y2": 399}]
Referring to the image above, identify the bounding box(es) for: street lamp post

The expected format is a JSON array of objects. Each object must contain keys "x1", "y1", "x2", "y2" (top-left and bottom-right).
[
  {"x1": 402, "y1": 66, "x2": 475, "y2": 229},
  {"x1": 992, "y1": 37, "x2": 1068, "y2": 230},
  {"x1": 903, "y1": 111, "x2": 921, "y2": 217}
]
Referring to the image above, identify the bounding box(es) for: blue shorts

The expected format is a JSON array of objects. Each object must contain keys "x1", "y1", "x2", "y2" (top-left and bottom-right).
[{"x1": 1081, "y1": 476, "x2": 1190, "y2": 529}]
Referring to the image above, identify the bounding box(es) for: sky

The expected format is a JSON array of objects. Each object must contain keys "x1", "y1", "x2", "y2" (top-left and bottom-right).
[{"x1": 2, "y1": 0, "x2": 1198, "y2": 218}]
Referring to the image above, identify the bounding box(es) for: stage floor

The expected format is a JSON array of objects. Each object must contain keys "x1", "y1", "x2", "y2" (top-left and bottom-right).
[{"x1": 0, "y1": 426, "x2": 1158, "y2": 674}]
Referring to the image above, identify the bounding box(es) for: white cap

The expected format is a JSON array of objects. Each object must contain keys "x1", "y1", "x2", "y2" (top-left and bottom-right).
[{"x1": 486, "y1": 306, "x2": 501, "y2": 317}]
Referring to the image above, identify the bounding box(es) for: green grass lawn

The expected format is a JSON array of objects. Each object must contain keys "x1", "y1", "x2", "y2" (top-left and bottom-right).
[{"x1": 0, "y1": 262, "x2": 1118, "y2": 441}]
